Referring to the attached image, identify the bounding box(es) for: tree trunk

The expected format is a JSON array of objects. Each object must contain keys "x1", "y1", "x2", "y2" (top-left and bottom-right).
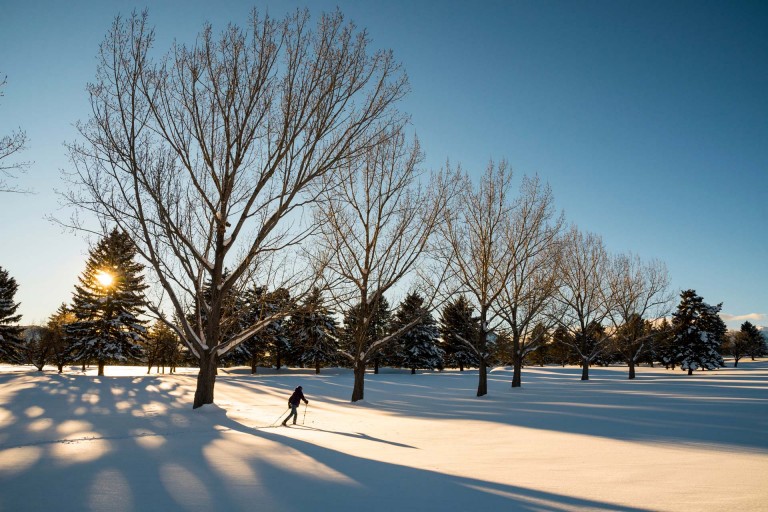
[
  {"x1": 98, "y1": 360, "x2": 105, "y2": 376},
  {"x1": 477, "y1": 357, "x2": 488, "y2": 396},
  {"x1": 411, "y1": 368, "x2": 416, "y2": 375},
  {"x1": 687, "y1": 368, "x2": 693, "y2": 375},
  {"x1": 459, "y1": 363, "x2": 464, "y2": 372},
  {"x1": 315, "y1": 361, "x2": 321, "y2": 374},
  {"x1": 628, "y1": 359, "x2": 636, "y2": 380},
  {"x1": 511, "y1": 336, "x2": 522, "y2": 387},
  {"x1": 374, "y1": 360, "x2": 379, "y2": 374},
  {"x1": 512, "y1": 355, "x2": 522, "y2": 387},
  {"x1": 57, "y1": 363, "x2": 63, "y2": 373},
  {"x1": 194, "y1": 351, "x2": 218, "y2": 409},
  {"x1": 581, "y1": 357, "x2": 589, "y2": 380},
  {"x1": 476, "y1": 308, "x2": 489, "y2": 396},
  {"x1": 351, "y1": 359, "x2": 366, "y2": 402},
  {"x1": 734, "y1": 357, "x2": 740, "y2": 368}
]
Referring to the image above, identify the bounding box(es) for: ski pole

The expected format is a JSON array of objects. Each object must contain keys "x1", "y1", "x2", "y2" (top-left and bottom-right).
[
  {"x1": 271, "y1": 407, "x2": 290, "y2": 426},
  {"x1": 302, "y1": 403, "x2": 308, "y2": 425}
]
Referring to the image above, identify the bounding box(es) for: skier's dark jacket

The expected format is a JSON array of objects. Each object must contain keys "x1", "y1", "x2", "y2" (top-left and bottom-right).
[{"x1": 288, "y1": 387, "x2": 307, "y2": 407}]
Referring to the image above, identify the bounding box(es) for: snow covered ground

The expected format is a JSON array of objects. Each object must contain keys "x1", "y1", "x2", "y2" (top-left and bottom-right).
[{"x1": 0, "y1": 361, "x2": 766, "y2": 512}]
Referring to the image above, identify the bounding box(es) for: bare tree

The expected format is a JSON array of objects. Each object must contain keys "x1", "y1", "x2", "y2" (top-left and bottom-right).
[
  {"x1": 553, "y1": 226, "x2": 612, "y2": 380},
  {"x1": 606, "y1": 253, "x2": 672, "y2": 379},
  {"x1": 0, "y1": 75, "x2": 30, "y2": 193},
  {"x1": 61, "y1": 9, "x2": 408, "y2": 408},
  {"x1": 437, "y1": 160, "x2": 518, "y2": 396},
  {"x1": 494, "y1": 175, "x2": 564, "y2": 388},
  {"x1": 315, "y1": 128, "x2": 452, "y2": 402}
]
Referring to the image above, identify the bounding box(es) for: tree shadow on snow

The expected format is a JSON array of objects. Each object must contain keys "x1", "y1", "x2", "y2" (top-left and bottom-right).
[{"x1": 0, "y1": 371, "x2": 653, "y2": 512}]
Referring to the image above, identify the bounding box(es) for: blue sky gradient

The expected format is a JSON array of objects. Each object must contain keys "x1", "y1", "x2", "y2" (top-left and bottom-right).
[{"x1": 0, "y1": 0, "x2": 765, "y2": 328}]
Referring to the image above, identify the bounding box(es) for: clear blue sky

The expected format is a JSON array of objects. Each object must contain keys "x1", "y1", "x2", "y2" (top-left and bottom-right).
[{"x1": 1, "y1": 0, "x2": 765, "y2": 329}]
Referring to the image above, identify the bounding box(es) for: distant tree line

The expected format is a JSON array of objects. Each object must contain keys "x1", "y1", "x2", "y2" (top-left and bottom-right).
[
  {"x1": 1, "y1": 233, "x2": 765, "y2": 381},
  {"x1": 1, "y1": 9, "x2": 765, "y2": 410}
]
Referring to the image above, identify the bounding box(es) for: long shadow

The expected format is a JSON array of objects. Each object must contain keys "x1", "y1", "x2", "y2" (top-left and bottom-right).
[
  {"x1": 359, "y1": 362, "x2": 768, "y2": 452},
  {"x1": 275, "y1": 424, "x2": 418, "y2": 449},
  {"x1": 215, "y1": 361, "x2": 768, "y2": 452},
  {"x1": 0, "y1": 370, "x2": 654, "y2": 512}
]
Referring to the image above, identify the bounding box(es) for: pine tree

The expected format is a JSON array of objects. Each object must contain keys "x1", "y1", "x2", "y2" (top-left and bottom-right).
[
  {"x1": 391, "y1": 292, "x2": 443, "y2": 374},
  {"x1": 0, "y1": 266, "x2": 23, "y2": 363},
  {"x1": 66, "y1": 229, "x2": 148, "y2": 375},
  {"x1": 439, "y1": 296, "x2": 480, "y2": 371},
  {"x1": 671, "y1": 290, "x2": 725, "y2": 375},
  {"x1": 44, "y1": 303, "x2": 75, "y2": 373},
  {"x1": 740, "y1": 321, "x2": 766, "y2": 360},
  {"x1": 289, "y1": 287, "x2": 339, "y2": 374},
  {"x1": 342, "y1": 296, "x2": 391, "y2": 374},
  {"x1": 227, "y1": 286, "x2": 293, "y2": 371}
]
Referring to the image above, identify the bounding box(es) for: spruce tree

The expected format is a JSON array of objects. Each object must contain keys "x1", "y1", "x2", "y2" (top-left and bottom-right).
[
  {"x1": 439, "y1": 296, "x2": 479, "y2": 371},
  {"x1": 740, "y1": 321, "x2": 766, "y2": 360},
  {"x1": 671, "y1": 289, "x2": 725, "y2": 375},
  {"x1": 289, "y1": 287, "x2": 339, "y2": 374},
  {"x1": 228, "y1": 286, "x2": 293, "y2": 371},
  {"x1": 0, "y1": 266, "x2": 23, "y2": 363},
  {"x1": 66, "y1": 229, "x2": 147, "y2": 375},
  {"x1": 342, "y1": 296, "x2": 391, "y2": 374},
  {"x1": 47, "y1": 303, "x2": 75, "y2": 373},
  {"x1": 391, "y1": 292, "x2": 443, "y2": 374}
]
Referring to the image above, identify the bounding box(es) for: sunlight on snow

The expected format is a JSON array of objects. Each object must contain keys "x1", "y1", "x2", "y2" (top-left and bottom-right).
[
  {"x1": 88, "y1": 469, "x2": 133, "y2": 512},
  {"x1": 0, "y1": 446, "x2": 42, "y2": 476},
  {"x1": 81, "y1": 393, "x2": 100, "y2": 405},
  {"x1": 203, "y1": 439, "x2": 258, "y2": 482},
  {"x1": 0, "y1": 408, "x2": 15, "y2": 428},
  {"x1": 56, "y1": 419, "x2": 93, "y2": 435},
  {"x1": 243, "y1": 438, "x2": 360, "y2": 486},
  {"x1": 27, "y1": 417, "x2": 54, "y2": 432},
  {"x1": 23, "y1": 405, "x2": 45, "y2": 418},
  {"x1": 160, "y1": 463, "x2": 214, "y2": 511},
  {"x1": 131, "y1": 429, "x2": 166, "y2": 449},
  {"x1": 50, "y1": 435, "x2": 111, "y2": 464},
  {"x1": 114, "y1": 400, "x2": 134, "y2": 412}
]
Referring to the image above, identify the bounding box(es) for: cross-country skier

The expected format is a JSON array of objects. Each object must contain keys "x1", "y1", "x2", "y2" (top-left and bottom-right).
[{"x1": 282, "y1": 386, "x2": 309, "y2": 426}]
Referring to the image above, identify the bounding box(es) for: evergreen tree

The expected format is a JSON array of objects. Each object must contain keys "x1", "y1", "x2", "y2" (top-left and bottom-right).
[
  {"x1": 289, "y1": 287, "x2": 339, "y2": 374},
  {"x1": 66, "y1": 229, "x2": 148, "y2": 375},
  {"x1": 342, "y1": 296, "x2": 391, "y2": 374},
  {"x1": 653, "y1": 318, "x2": 676, "y2": 369},
  {"x1": 0, "y1": 265, "x2": 23, "y2": 363},
  {"x1": 524, "y1": 324, "x2": 550, "y2": 367},
  {"x1": 439, "y1": 296, "x2": 480, "y2": 371},
  {"x1": 550, "y1": 326, "x2": 576, "y2": 366},
  {"x1": 46, "y1": 303, "x2": 75, "y2": 373},
  {"x1": 227, "y1": 286, "x2": 293, "y2": 371},
  {"x1": 391, "y1": 292, "x2": 443, "y2": 374},
  {"x1": 740, "y1": 321, "x2": 767, "y2": 360},
  {"x1": 671, "y1": 290, "x2": 725, "y2": 375}
]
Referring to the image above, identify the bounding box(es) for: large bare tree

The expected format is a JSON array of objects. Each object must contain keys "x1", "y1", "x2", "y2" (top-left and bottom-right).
[
  {"x1": 315, "y1": 128, "x2": 452, "y2": 402},
  {"x1": 606, "y1": 253, "x2": 672, "y2": 379},
  {"x1": 62, "y1": 9, "x2": 408, "y2": 408},
  {"x1": 494, "y1": 175, "x2": 563, "y2": 388},
  {"x1": 0, "y1": 75, "x2": 30, "y2": 193},
  {"x1": 553, "y1": 226, "x2": 613, "y2": 380},
  {"x1": 437, "y1": 160, "x2": 518, "y2": 396}
]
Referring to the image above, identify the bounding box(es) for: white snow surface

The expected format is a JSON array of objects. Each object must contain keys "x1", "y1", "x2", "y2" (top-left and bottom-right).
[{"x1": 1, "y1": 361, "x2": 767, "y2": 512}]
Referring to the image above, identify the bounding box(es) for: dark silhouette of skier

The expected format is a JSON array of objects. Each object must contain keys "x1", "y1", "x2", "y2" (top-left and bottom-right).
[{"x1": 282, "y1": 386, "x2": 309, "y2": 426}]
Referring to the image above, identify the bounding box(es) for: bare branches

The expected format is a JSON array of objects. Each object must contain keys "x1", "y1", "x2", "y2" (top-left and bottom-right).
[
  {"x1": 315, "y1": 127, "x2": 452, "y2": 401},
  {"x1": 60, "y1": 9, "x2": 408, "y2": 407},
  {"x1": 0, "y1": 75, "x2": 31, "y2": 193}
]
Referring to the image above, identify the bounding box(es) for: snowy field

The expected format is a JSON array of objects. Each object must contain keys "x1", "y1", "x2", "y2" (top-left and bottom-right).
[{"x1": 0, "y1": 361, "x2": 766, "y2": 512}]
